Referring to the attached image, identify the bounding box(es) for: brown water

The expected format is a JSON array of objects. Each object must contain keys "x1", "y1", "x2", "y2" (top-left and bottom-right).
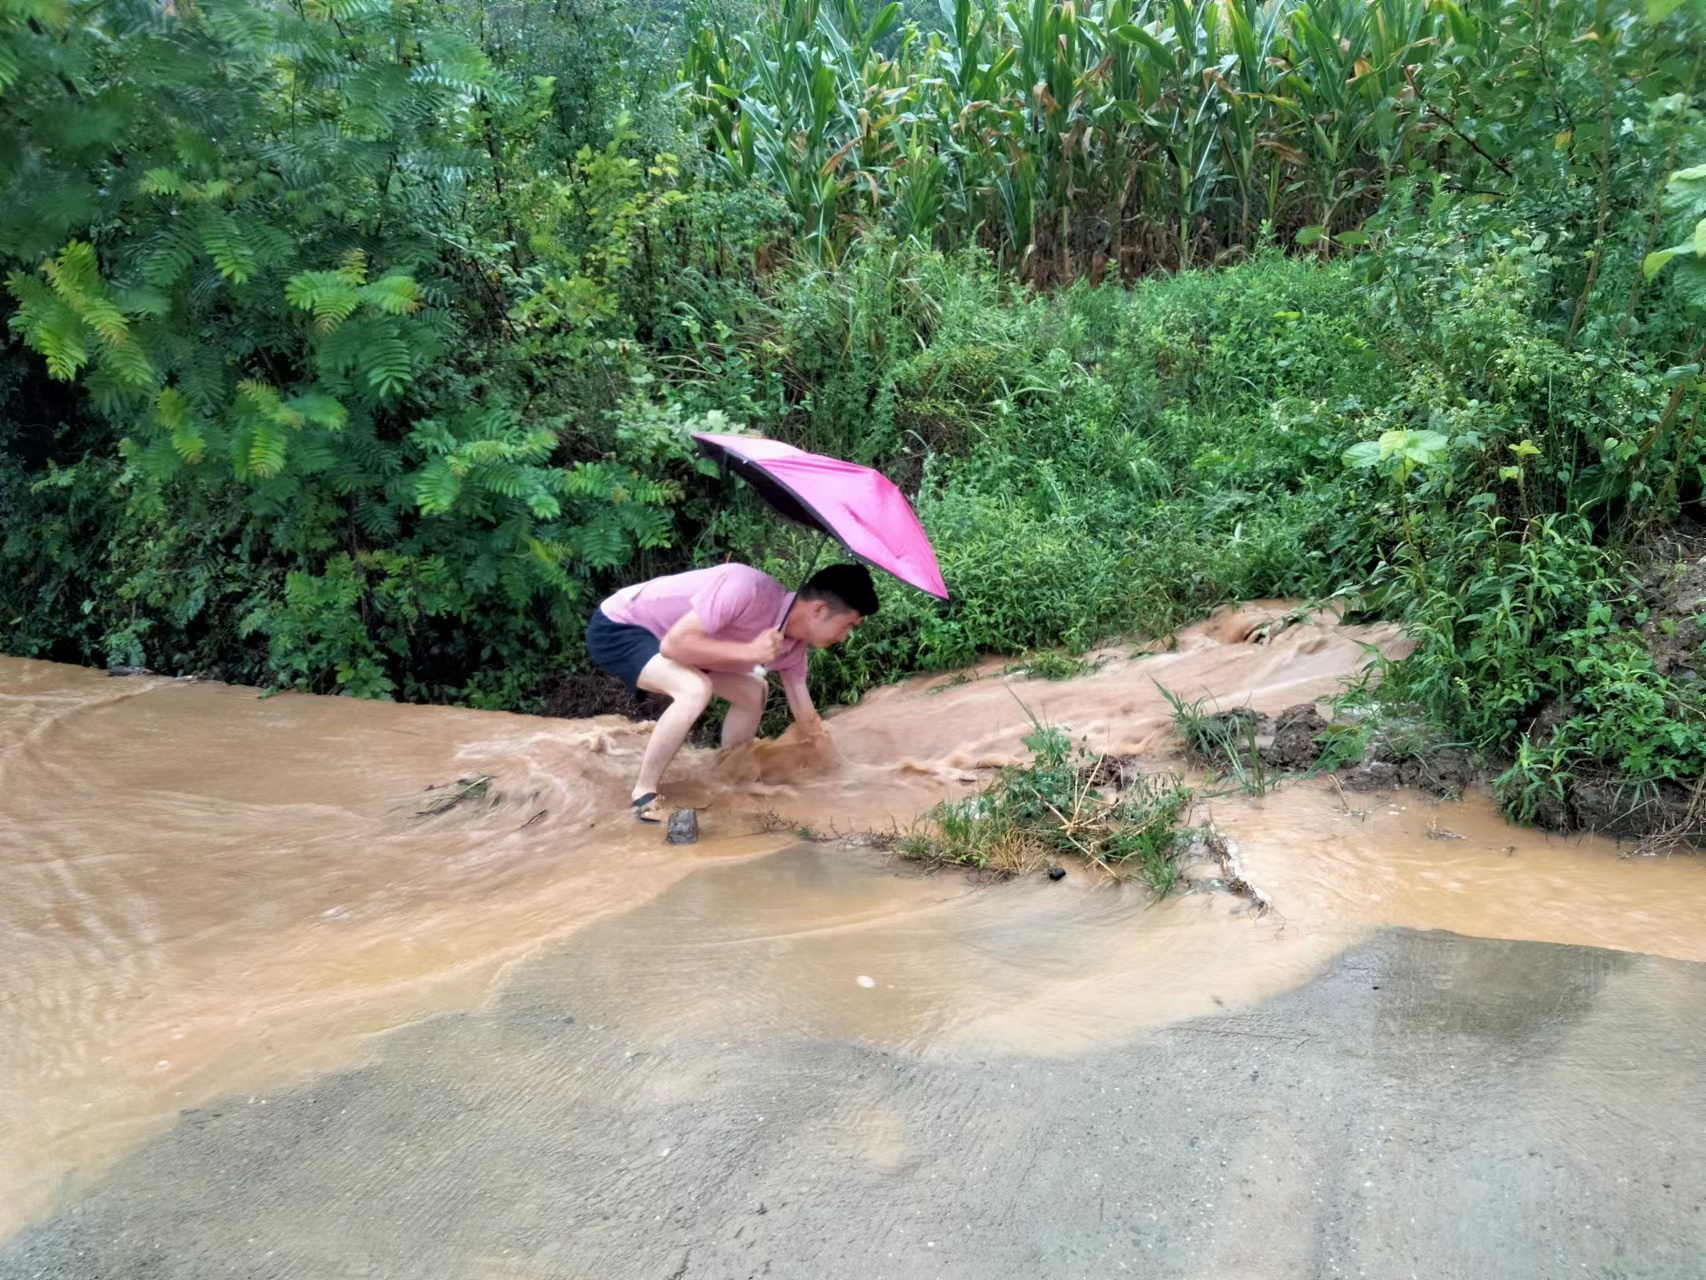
[{"x1": 4, "y1": 602, "x2": 1704, "y2": 1237}]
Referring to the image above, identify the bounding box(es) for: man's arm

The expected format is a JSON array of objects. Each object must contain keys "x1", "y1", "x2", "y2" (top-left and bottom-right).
[
  {"x1": 659, "y1": 611, "x2": 781, "y2": 671},
  {"x1": 780, "y1": 668, "x2": 825, "y2": 737}
]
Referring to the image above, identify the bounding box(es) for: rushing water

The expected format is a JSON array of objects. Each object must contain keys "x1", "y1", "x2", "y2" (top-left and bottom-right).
[{"x1": 4, "y1": 602, "x2": 1703, "y2": 1237}]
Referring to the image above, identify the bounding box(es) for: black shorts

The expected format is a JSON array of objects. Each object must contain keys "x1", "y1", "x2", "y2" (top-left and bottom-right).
[{"x1": 586, "y1": 609, "x2": 661, "y2": 693}]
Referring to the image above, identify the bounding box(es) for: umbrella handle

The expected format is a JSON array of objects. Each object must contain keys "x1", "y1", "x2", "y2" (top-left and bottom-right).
[{"x1": 751, "y1": 534, "x2": 828, "y2": 687}]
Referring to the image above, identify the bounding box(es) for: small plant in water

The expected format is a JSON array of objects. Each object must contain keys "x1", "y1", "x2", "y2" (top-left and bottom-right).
[
  {"x1": 900, "y1": 708, "x2": 1193, "y2": 897},
  {"x1": 1157, "y1": 686, "x2": 1272, "y2": 797}
]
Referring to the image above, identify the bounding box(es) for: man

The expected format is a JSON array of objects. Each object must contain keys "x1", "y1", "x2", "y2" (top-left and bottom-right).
[{"x1": 585, "y1": 561, "x2": 879, "y2": 822}]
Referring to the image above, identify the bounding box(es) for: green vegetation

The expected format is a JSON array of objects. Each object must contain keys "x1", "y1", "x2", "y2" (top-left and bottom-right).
[
  {"x1": 5, "y1": 0, "x2": 1706, "y2": 834},
  {"x1": 1158, "y1": 688, "x2": 1274, "y2": 798},
  {"x1": 898, "y1": 718, "x2": 1193, "y2": 891},
  {"x1": 1002, "y1": 651, "x2": 1102, "y2": 681}
]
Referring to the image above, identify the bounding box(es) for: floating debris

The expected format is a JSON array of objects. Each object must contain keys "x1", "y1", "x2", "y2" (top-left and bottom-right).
[{"x1": 415, "y1": 775, "x2": 493, "y2": 819}]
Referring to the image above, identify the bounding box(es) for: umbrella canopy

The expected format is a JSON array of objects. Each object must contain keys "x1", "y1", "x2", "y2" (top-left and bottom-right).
[{"x1": 692, "y1": 432, "x2": 949, "y2": 600}]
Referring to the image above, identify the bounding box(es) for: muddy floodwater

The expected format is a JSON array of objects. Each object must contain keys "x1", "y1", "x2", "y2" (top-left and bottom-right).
[{"x1": 4, "y1": 603, "x2": 1705, "y2": 1275}]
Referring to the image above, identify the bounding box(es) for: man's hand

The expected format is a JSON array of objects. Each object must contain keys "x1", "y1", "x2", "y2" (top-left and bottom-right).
[{"x1": 745, "y1": 628, "x2": 785, "y2": 667}]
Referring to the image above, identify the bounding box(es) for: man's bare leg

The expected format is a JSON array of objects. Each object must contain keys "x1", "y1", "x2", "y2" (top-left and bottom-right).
[
  {"x1": 632, "y1": 656, "x2": 714, "y2": 804},
  {"x1": 711, "y1": 671, "x2": 767, "y2": 749}
]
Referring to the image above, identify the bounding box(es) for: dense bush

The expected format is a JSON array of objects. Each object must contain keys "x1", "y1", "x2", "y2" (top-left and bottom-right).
[{"x1": 5, "y1": 0, "x2": 1706, "y2": 824}]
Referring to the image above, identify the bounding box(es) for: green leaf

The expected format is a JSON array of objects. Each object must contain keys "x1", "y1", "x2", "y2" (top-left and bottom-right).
[
  {"x1": 171, "y1": 426, "x2": 207, "y2": 464},
  {"x1": 415, "y1": 459, "x2": 462, "y2": 515},
  {"x1": 1645, "y1": 246, "x2": 1685, "y2": 278},
  {"x1": 139, "y1": 169, "x2": 186, "y2": 196},
  {"x1": 246, "y1": 423, "x2": 288, "y2": 478},
  {"x1": 197, "y1": 210, "x2": 257, "y2": 284},
  {"x1": 1342, "y1": 440, "x2": 1382, "y2": 468},
  {"x1": 286, "y1": 271, "x2": 363, "y2": 333},
  {"x1": 1646, "y1": 0, "x2": 1686, "y2": 19},
  {"x1": 362, "y1": 335, "x2": 414, "y2": 399},
  {"x1": 155, "y1": 386, "x2": 188, "y2": 431},
  {"x1": 1400, "y1": 430, "x2": 1450, "y2": 465},
  {"x1": 286, "y1": 393, "x2": 349, "y2": 431},
  {"x1": 1295, "y1": 224, "x2": 1324, "y2": 247},
  {"x1": 1113, "y1": 24, "x2": 1172, "y2": 61},
  {"x1": 360, "y1": 274, "x2": 421, "y2": 316}
]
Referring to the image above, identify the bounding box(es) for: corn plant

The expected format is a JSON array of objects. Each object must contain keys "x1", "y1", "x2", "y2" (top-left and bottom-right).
[{"x1": 681, "y1": 0, "x2": 1700, "y2": 280}]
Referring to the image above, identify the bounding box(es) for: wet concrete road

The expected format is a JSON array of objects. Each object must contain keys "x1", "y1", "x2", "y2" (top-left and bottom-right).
[{"x1": 5, "y1": 850, "x2": 1704, "y2": 1280}]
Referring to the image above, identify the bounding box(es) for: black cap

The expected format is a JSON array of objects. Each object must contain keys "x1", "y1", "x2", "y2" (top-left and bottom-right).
[{"x1": 801, "y1": 563, "x2": 880, "y2": 616}]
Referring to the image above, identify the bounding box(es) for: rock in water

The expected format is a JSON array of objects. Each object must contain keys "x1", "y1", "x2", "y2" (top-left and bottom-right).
[{"x1": 666, "y1": 808, "x2": 699, "y2": 845}]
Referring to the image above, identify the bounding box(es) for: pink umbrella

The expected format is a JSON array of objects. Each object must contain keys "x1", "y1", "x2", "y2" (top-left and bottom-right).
[{"x1": 693, "y1": 432, "x2": 949, "y2": 601}]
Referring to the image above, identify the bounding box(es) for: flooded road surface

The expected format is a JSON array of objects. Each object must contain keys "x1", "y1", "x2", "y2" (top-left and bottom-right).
[
  {"x1": 5, "y1": 849, "x2": 1703, "y2": 1280},
  {"x1": 0, "y1": 659, "x2": 792, "y2": 1236},
  {"x1": 4, "y1": 602, "x2": 1705, "y2": 1276}
]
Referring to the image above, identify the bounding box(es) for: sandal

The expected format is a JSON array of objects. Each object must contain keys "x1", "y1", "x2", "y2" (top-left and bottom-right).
[{"x1": 631, "y1": 793, "x2": 668, "y2": 824}]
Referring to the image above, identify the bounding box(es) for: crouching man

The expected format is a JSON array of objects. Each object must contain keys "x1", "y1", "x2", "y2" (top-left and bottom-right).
[{"x1": 585, "y1": 561, "x2": 878, "y2": 822}]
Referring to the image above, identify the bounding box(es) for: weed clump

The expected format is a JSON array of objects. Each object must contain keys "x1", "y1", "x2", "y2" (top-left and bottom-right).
[
  {"x1": 899, "y1": 719, "x2": 1193, "y2": 897},
  {"x1": 1158, "y1": 687, "x2": 1275, "y2": 797}
]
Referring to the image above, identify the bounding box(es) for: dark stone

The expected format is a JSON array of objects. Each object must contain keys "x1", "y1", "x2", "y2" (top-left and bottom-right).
[
  {"x1": 1048, "y1": 866, "x2": 1066, "y2": 882},
  {"x1": 665, "y1": 809, "x2": 700, "y2": 845}
]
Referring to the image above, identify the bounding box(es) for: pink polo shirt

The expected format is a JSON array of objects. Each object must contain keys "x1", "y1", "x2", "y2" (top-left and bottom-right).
[{"x1": 598, "y1": 564, "x2": 806, "y2": 678}]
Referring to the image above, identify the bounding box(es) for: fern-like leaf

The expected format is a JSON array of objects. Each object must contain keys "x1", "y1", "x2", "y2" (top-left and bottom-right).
[
  {"x1": 360, "y1": 273, "x2": 421, "y2": 316},
  {"x1": 42, "y1": 240, "x2": 101, "y2": 300},
  {"x1": 140, "y1": 168, "x2": 187, "y2": 197},
  {"x1": 286, "y1": 392, "x2": 348, "y2": 430},
  {"x1": 246, "y1": 422, "x2": 289, "y2": 478},
  {"x1": 362, "y1": 334, "x2": 414, "y2": 399},
  {"x1": 140, "y1": 225, "x2": 202, "y2": 289},
  {"x1": 286, "y1": 270, "x2": 363, "y2": 333},
  {"x1": 196, "y1": 208, "x2": 258, "y2": 284},
  {"x1": 415, "y1": 458, "x2": 462, "y2": 515}
]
